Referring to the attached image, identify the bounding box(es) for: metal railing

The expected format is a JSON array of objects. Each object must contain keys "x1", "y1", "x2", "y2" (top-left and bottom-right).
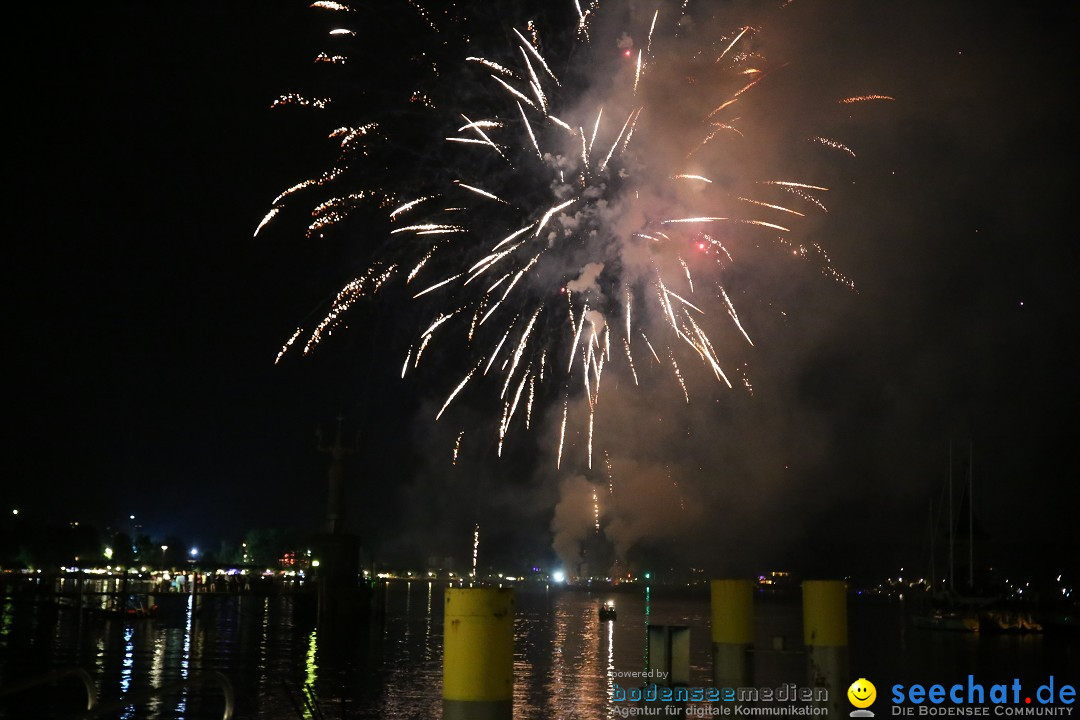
[
  {"x1": 0, "y1": 667, "x2": 98, "y2": 711},
  {"x1": 77, "y1": 670, "x2": 234, "y2": 720},
  {"x1": 0, "y1": 667, "x2": 234, "y2": 720}
]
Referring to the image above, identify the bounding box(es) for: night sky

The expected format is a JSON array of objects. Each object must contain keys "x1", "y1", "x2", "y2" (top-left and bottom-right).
[{"x1": 6, "y1": 1, "x2": 1078, "y2": 578}]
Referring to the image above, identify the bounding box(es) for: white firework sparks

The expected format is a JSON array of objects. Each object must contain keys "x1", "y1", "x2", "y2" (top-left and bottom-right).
[{"x1": 264, "y1": 2, "x2": 888, "y2": 468}]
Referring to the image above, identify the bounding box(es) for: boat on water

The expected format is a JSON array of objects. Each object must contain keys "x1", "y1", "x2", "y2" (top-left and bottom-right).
[
  {"x1": 86, "y1": 593, "x2": 158, "y2": 620},
  {"x1": 913, "y1": 442, "x2": 986, "y2": 633},
  {"x1": 911, "y1": 445, "x2": 1052, "y2": 635},
  {"x1": 122, "y1": 593, "x2": 158, "y2": 619},
  {"x1": 599, "y1": 601, "x2": 617, "y2": 621}
]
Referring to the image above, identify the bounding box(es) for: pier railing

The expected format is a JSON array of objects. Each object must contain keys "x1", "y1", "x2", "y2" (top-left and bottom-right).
[
  {"x1": 76, "y1": 670, "x2": 235, "y2": 720},
  {"x1": 0, "y1": 667, "x2": 98, "y2": 712},
  {"x1": 0, "y1": 667, "x2": 234, "y2": 720}
]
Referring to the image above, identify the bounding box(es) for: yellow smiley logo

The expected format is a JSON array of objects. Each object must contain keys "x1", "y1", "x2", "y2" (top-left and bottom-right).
[{"x1": 848, "y1": 678, "x2": 877, "y2": 709}]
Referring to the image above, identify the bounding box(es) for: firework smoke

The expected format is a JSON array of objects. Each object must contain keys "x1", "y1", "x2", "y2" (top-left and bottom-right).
[
  {"x1": 551, "y1": 474, "x2": 597, "y2": 575},
  {"x1": 266, "y1": 0, "x2": 890, "y2": 573}
]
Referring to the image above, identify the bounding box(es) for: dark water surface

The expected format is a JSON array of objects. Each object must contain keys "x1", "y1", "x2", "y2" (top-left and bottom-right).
[{"x1": 1, "y1": 582, "x2": 1077, "y2": 719}]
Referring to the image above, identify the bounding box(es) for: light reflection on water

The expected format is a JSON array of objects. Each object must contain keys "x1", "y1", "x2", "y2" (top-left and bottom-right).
[
  {"x1": 148, "y1": 626, "x2": 165, "y2": 717},
  {"x1": 177, "y1": 594, "x2": 193, "y2": 718},
  {"x1": 304, "y1": 628, "x2": 317, "y2": 688},
  {"x1": 0, "y1": 582, "x2": 1076, "y2": 719},
  {"x1": 0, "y1": 599, "x2": 13, "y2": 639},
  {"x1": 120, "y1": 624, "x2": 134, "y2": 716}
]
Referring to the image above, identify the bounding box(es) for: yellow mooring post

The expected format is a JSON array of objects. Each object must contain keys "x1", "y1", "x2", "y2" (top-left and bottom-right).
[
  {"x1": 443, "y1": 587, "x2": 514, "y2": 720},
  {"x1": 710, "y1": 580, "x2": 755, "y2": 688},
  {"x1": 802, "y1": 580, "x2": 848, "y2": 717}
]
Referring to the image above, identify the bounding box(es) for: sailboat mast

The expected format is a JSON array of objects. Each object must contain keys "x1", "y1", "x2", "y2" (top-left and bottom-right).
[
  {"x1": 929, "y1": 498, "x2": 936, "y2": 590},
  {"x1": 968, "y1": 441, "x2": 974, "y2": 588},
  {"x1": 948, "y1": 441, "x2": 954, "y2": 593}
]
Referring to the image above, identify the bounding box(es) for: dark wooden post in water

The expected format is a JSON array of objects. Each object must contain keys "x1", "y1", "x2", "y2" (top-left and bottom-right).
[{"x1": 314, "y1": 415, "x2": 364, "y2": 632}]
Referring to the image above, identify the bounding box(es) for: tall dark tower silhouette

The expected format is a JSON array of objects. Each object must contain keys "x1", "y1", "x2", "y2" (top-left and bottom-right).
[
  {"x1": 317, "y1": 414, "x2": 358, "y2": 535},
  {"x1": 313, "y1": 414, "x2": 365, "y2": 633}
]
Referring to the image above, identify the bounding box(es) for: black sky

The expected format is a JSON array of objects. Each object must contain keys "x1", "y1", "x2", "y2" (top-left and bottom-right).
[{"x1": 5, "y1": 1, "x2": 1079, "y2": 577}]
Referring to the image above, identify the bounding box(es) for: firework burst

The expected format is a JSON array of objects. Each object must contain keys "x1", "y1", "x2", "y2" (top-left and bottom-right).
[{"x1": 265, "y1": 2, "x2": 889, "y2": 469}]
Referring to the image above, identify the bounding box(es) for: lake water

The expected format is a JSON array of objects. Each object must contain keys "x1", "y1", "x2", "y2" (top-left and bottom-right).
[{"x1": 1, "y1": 581, "x2": 1077, "y2": 719}]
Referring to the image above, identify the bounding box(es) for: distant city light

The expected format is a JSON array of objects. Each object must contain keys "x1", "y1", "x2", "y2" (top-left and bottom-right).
[
  {"x1": 312, "y1": 560, "x2": 321, "y2": 567},
  {"x1": 11, "y1": 509, "x2": 18, "y2": 516},
  {"x1": 104, "y1": 546, "x2": 114, "y2": 560},
  {"x1": 552, "y1": 570, "x2": 566, "y2": 583},
  {"x1": 129, "y1": 514, "x2": 135, "y2": 520},
  {"x1": 190, "y1": 547, "x2": 199, "y2": 557}
]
